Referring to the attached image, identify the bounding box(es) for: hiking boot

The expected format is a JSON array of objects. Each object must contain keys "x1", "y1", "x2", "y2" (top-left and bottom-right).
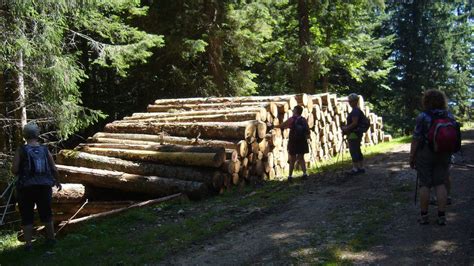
[
  {"x1": 357, "y1": 168, "x2": 366, "y2": 174},
  {"x1": 45, "y1": 238, "x2": 56, "y2": 247},
  {"x1": 24, "y1": 244, "x2": 32, "y2": 252},
  {"x1": 346, "y1": 169, "x2": 359, "y2": 176},
  {"x1": 437, "y1": 216, "x2": 446, "y2": 226},
  {"x1": 418, "y1": 214, "x2": 429, "y2": 225}
]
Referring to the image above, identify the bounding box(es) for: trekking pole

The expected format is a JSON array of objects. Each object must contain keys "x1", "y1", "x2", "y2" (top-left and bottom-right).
[
  {"x1": 56, "y1": 199, "x2": 89, "y2": 234},
  {"x1": 0, "y1": 185, "x2": 14, "y2": 226},
  {"x1": 414, "y1": 175, "x2": 418, "y2": 205}
]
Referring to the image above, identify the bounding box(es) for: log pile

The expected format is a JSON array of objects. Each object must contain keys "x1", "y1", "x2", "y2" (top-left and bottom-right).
[{"x1": 53, "y1": 93, "x2": 389, "y2": 223}]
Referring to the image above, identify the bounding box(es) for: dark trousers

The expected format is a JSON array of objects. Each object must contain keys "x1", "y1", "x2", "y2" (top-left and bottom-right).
[
  {"x1": 348, "y1": 137, "x2": 363, "y2": 163},
  {"x1": 17, "y1": 185, "x2": 53, "y2": 225}
]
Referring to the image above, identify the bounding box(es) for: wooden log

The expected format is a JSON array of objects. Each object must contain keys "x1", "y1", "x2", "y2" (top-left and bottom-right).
[
  {"x1": 80, "y1": 143, "x2": 225, "y2": 154},
  {"x1": 56, "y1": 194, "x2": 183, "y2": 230},
  {"x1": 153, "y1": 95, "x2": 298, "y2": 107},
  {"x1": 52, "y1": 184, "x2": 85, "y2": 203},
  {"x1": 80, "y1": 147, "x2": 225, "y2": 168},
  {"x1": 57, "y1": 150, "x2": 224, "y2": 190},
  {"x1": 104, "y1": 121, "x2": 265, "y2": 141},
  {"x1": 232, "y1": 173, "x2": 240, "y2": 185},
  {"x1": 126, "y1": 106, "x2": 267, "y2": 120},
  {"x1": 91, "y1": 133, "x2": 239, "y2": 150},
  {"x1": 148, "y1": 102, "x2": 270, "y2": 117},
  {"x1": 57, "y1": 165, "x2": 208, "y2": 197},
  {"x1": 117, "y1": 112, "x2": 263, "y2": 123},
  {"x1": 226, "y1": 149, "x2": 239, "y2": 162}
]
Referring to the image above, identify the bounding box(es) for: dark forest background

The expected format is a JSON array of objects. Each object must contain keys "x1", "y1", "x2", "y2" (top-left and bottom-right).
[{"x1": 0, "y1": 0, "x2": 472, "y2": 153}]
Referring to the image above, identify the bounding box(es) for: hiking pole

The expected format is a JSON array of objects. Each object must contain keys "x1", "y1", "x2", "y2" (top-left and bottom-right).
[
  {"x1": 414, "y1": 175, "x2": 418, "y2": 206},
  {"x1": 56, "y1": 199, "x2": 89, "y2": 234},
  {"x1": 0, "y1": 185, "x2": 14, "y2": 226}
]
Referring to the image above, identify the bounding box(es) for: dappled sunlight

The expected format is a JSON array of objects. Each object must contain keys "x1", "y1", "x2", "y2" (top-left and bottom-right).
[
  {"x1": 339, "y1": 250, "x2": 388, "y2": 263},
  {"x1": 429, "y1": 240, "x2": 457, "y2": 253},
  {"x1": 270, "y1": 228, "x2": 311, "y2": 241}
]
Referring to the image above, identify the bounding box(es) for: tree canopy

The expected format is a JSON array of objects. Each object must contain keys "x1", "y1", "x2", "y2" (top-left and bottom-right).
[{"x1": 0, "y1": 0, "x2": 471, "y2": 149}]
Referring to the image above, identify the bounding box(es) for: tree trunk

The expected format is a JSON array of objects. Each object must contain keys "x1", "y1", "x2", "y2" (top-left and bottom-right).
[
  {"x1": 79, "y1": 143, "x2": 226, "y2": 155},
  {"x1": 0, "y1": 72, "x2": 7, "y2": 152},
  {"x1": 116, "y1": 112, "x2": 263, "y2": 123},
  {"x1": 78, "y1": 147, "x2": 225, "y2": 168},
  {"x1": 52, "y1": 184, "x2": 86, "y2": 203},
  {"x1": 56, "y1": 194, "x2": 183, "y2": 231},
  {"x1": 14, "y1": 50, "x2": 27, "y2": 145},
  {"x1": 57, "y1": 165, "x2": 208, "y2": 197},
  {"x1": 125, "y1": 106, "x2": 267, "y2": 120},
  {"x1": 204, "y1": 0, "x2": 225, "y2": 94},
  {"x1": 56, "y1": 150, "x2": 224, "y2": 190},
  {"x1": 297, "y1": 0, "x2": 313, "y2": 93},
  {"x1": 104, "y1": 120, "x2": 266, "y2": 141},
  {"x1": 147, "y1": 101, "x2": 271, "y2": 113},
  {"x1": 90, "y1": 132, "x2": 240, "y2": 150}
]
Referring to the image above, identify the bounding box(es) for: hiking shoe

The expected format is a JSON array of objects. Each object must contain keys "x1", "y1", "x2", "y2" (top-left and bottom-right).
[
  {"x1": 447, "y1": 197, "x2": 452, "y2": 205},
  {"x1": 24, "y1": 244, "x2": 32, "y2": 252},
  {"x1": 357, "y1": 168, "x2": 366, "y2": 174},
  {"x1": 346, "y1": 169, "x2": 359, "y2": 176},
  {"x1": 437, "y1": 216, "x2": 446, "y2": 226},
  {"x1": 418, "y1": 214, "x2": 429, "y2": 225},
  {"x1": 45, "y1": 239, "x2": 56, "y2": 247}
]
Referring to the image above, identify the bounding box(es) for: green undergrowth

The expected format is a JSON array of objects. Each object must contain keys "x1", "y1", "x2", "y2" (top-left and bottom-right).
[{"x1": 0, "y1": 136, "x2": 411, "y2": 265}]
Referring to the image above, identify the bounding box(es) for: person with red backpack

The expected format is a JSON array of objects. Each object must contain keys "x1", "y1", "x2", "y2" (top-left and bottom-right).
[
  {"x1": 409, "y1": 89, "x2": 461, "y2": 226},
  {"x1": 12, "y1": 122, "x2": 62, "y2": 251},
  {"x1": 280, "y1": 105, "x2": 310, "y2": 182}
]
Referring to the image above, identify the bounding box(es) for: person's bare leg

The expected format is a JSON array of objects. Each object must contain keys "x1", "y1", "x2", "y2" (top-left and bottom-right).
[
  {"x1": 420, "y1": 186, "x2": 430, "y2": 213},
  {"x1": 435, "y1": 185, "x2": 447, "y2": 213},
  {"x1": 297, "y1": 154, "x2": 307, "y2": 176},
  {"x1": 288, "y1": 154, "x2": 296, "y2": 181},
  {"x1": 23, "y1": 224, "x2": 33, "y2": 249}
]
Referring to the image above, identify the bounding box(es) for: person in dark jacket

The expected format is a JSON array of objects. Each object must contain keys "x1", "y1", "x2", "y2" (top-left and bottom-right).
[
  {"x1": 342, "y1": 93, "x2": 366, "y2": 175},
  {"x1": 12, "y1": 122, "x2": 62, "y2": 251},
  {"x1": 280, "y1": 105, "x2": 310, "y2": 182},
  {"x1": 410, "y1": 89, "x2": 454, "y2": 226}
]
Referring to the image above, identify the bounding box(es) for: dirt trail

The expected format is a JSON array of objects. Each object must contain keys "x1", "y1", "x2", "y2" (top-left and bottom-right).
[{"x1": 166, "y1": 130, "x2": 474, "y2": 265}]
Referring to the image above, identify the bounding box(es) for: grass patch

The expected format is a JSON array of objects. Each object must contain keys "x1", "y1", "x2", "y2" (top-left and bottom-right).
[{"x1": 0, "y1": 136, "x2": 412, "y2": 265}]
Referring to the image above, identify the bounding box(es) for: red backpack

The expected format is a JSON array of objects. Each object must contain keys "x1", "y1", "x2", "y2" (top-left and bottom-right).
[{"x1": 426, "y1": 111, "x2": 461, "y2": 153}]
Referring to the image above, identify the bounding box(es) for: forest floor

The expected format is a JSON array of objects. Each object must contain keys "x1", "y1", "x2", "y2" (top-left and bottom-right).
[
  {"x1": 166, "y1": 129, "x2": 474, "y2": 265},
  {"x1": 1, "y1": 129, "x2": 473, "y2": 265}
]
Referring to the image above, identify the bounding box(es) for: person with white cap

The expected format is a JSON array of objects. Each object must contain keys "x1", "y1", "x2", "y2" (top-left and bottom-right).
[
  {"x1": 342, "y1": 93, "x2": 367, "y2": 175},
  {"x1": 12, "y1": 122, "x2": 62, "y2": 251}
]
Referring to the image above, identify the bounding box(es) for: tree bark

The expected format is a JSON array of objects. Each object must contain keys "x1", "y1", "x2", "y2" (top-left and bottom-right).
[
  {"x1": 125, "y1": 106, "x2": 267, "y2": 120},
  {"x1": 90, "y1": 132, "x2": 240, "y2": 150},
  {"x1": 204, "y1": 0, "x2": 225, "y2": 93},
  {"x1": 116, "y1": 112, "x2": 262, "y2": 123},
  {"x1": 297, "y1": 0, "x2": 313, "y2": 93},
  {"x1": 104, "y1": 120, "x2": 266, "y2": 141},
  {"x1": 147, "y1": 101, "x2": 271, "y2": 114},
  {"x1": 79, "y1": 143, "x2": 226, "y2": 155},
  {"x1": 56, "y1": 150, "x2": 225, "y2": 190},
  {"x1": 78, "y1": 147, "x2": 225, "y2": 168},
  {"x1": 57, "y1": 165, "x2": 208, "y2": 197},
  {"x1": 14, "y1": 50, "x2": 27, "y2": 145},
  {"x1": 0, "y1": 72, "x2": 7, "y2": 152}
]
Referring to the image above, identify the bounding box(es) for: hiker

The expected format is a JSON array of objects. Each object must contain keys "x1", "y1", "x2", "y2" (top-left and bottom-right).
[
  {"x1": 279, "y1": 105, "x2": 310, "y2": 182},
  {"x1": 342, "y1": 93, "x2": 367, "y2": 175},
  {"x1": 12, "y1": 122, "x2": 62, "y2": 251},
  {"x1": 409, "y1": 89, "x2": 460, "y2": 225}
]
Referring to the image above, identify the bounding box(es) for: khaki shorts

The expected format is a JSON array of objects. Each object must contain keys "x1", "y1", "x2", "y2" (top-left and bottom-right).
[{"x1": 416, "y1": 145, "x2": 451, "y2": 188}]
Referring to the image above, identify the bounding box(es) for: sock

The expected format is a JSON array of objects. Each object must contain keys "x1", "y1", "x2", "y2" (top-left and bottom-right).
[
  {"x1": 438, "y1": 211, "x2": 445, "y2": 217},
  {"x1": 421, "y1": 211, "x2": 428, "y2": 216}
]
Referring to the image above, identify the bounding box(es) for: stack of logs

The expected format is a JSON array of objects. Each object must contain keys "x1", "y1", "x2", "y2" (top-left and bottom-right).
[{"x1": 55, "y1": 93, "x2": 390, "y2": 209}]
